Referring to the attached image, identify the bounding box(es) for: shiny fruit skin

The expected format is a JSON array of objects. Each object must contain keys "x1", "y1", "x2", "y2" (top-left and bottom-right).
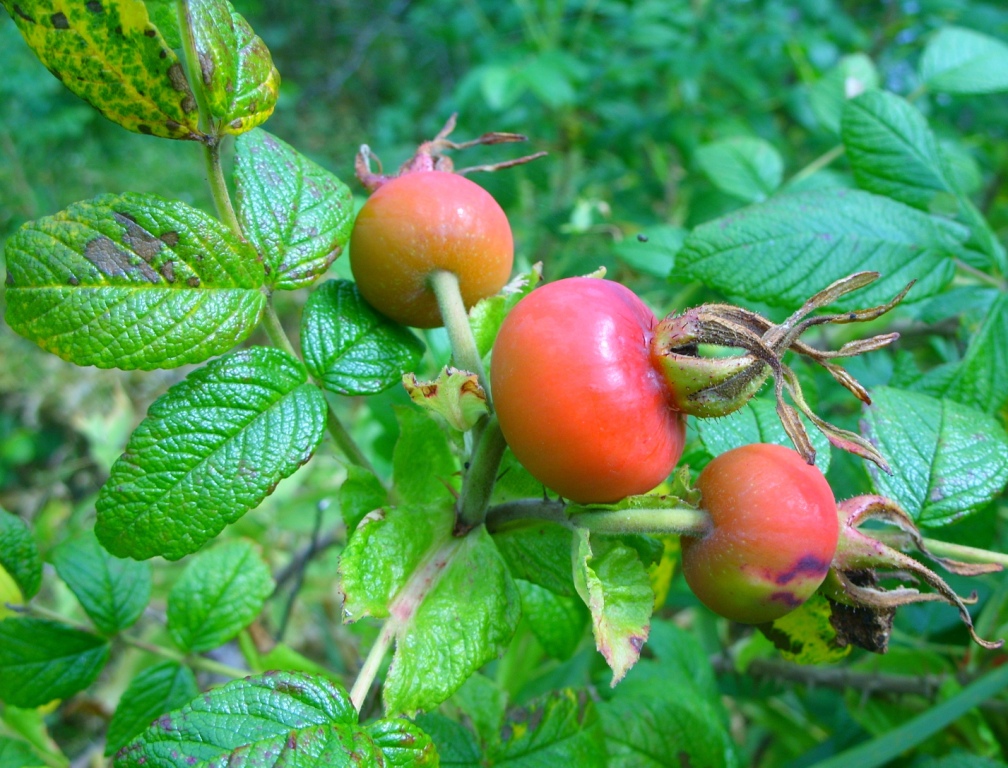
[
  {"x1": 491, "y1": 277, "x2": 686, "y2": 504},
  {"x1": 349, "y1": 170, "x2": 513, "y2": 328},
  {"x1": 681, "y1": 443, "x2": 838, "y2": 624}
]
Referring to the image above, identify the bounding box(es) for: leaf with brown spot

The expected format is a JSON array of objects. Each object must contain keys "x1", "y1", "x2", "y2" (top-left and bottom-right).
[
  {"x1": 5, "y1": 192, "x2": 266, "y2": 370},
  {"x1": 184, "y1": 0, "x2": 279, "y2": 135},
  {"x1": 2, "y1": 0, "x2": 202, "y2": 139}
]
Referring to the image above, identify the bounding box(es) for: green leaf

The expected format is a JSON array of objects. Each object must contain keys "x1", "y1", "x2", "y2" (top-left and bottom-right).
[
  {"x1": 95, "y1": 347, "x2": 327, "y2": 560},
  {"x1": 4, "y1": 193, "x2": 266, "y2": 370},
  {"x1": 142, "y1": 0, "x2": 180, "y2": 48},
  {"x1": 392, "y1": 406, "x2": 460, "y2": 507},
  {"x1": 116, "y1": 671, "x2": 428, "y2": 767},
  {"x1": 695, "y1": 396, "x2": 831, "y2": 474},
  {"x1": 0, "y1": 508, "x2": 42, "y2": 600},
  {"x1": 364, "y1": 718, "x2": 438, "y2": 768},
  {"x1": 677, "y1": 189, "x2": 963, "y2": 310},
  {"x1": 166, "y1": 539, "x2": 274, "y2": 653},
  {"x1": 695, "y1": 136, "x2": 783, "y2": 203},
  {"x1": 516, "y1": 580, "x2": 587, "y2": 660},
  {"x1": 920, "y1": 27, "x2": 1008, "y2": 95},
  {"x1": 807, "y1": 53, "x2": 879, "y2": 134},
  {"x1": 0, "y1": 618, "x2": 109, "y2": 708},
  {"x1": 572, "y1": 531, "x2": 653, "y2": 685},
  {"x1": 51, "y1": 530, "x2": 152, "y2": 635},
  {"x1": 841, "y1": 90, "x2": 957, "y2": 211},
  {"x1": 184, "y1": 0, "x2": 279, "y2": 134},
  {"x1": 493, "y1": 520, "x2": 577, "y2": 597},
  {"x1": 470, "y1": 264, "x2": 542, "y2": 358},
  {"x1": 339, "y1": 505, "x2": 521, "y2": 715},
  {"x1": 413, "y1": 713, "x2": 481, "y2": 767},
  {"x1": 234, "y1": 129, "x2": 353, "y2": 289},
  {"x1": 301, "y1": 281, "x2": 424, "y2": 396},
  {"x1": 2, "y1": 0, "x2": 201, "y2": 139},
  {"x1": 495, "y1": 689, "x2": 606, "y2": 766},
  {"x1": 612, "y1": 225, "x2": 685, "y2": 278},
  {"x1": 339, "y1": 465, "x2": 389, "y2": 536},
  {"x1": 926, "y1": 294, "x2": 1008, "y2": 416},
  {"x1": 451, "y1": 674, "x2": 507, "y2": 750},
  {"x1": 863, "y1": 387, "x2": 1008, "y2": 526},
  {"x1": 105, "y1": 662, "x2": 199, "y2": 756},
  {"x1": 0, "y1": 737, "x2": 42, "y2": 768}
]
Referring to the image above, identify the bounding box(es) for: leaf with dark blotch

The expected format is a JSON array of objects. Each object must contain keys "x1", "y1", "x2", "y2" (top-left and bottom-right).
[
  {"x1": 4, "y1": 193, "x2": 266, "y2": 370},
  {"x1": 235, "y1": 130, "x2": 354, "y2": 289},
  {"x1": 0, "y1": 618, "x2": 109, "y2": 708},
  {"x1": 0, "y1": 508, "x2": 42, "y2": 600},
  {"x1": 52, "y1": 530, "x2": 152, "y2": 635},
  {"x1": 2, "y1": 0, "x2": 201, "y2": 139},
  {"x1": 302, "y1": 281, "x2": 425, "y2": 395},
  {"x1": 95, "y1": 347, "x2": 327, "y2": 560},
  {"x1": 185, "y1": 0, "x2": 279, "y2": 134}
]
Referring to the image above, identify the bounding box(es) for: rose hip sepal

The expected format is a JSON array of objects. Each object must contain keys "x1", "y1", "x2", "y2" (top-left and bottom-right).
[
  {"x1": 822, "y1": 495, "x2": 1004, "y2": 651},
  {"x1": 650, "y1": 271, "x2": 912, "y2": 471}
]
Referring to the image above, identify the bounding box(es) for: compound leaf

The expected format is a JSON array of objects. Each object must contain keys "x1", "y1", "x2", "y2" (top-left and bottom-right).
[
  {"x1": 52, "y1": 530, "x2": 152, "y2": 635},
  {"x1": 0, "y1": 618, "x2": 109, "y2": 708},
  {"x1": 863, "y1": 387, "x2": 1008, "y2": 526},
  {"x1": 234, "y1": 130, "x2": 353, "y2": 289},
  {"x1": 184, "y1": 0, "x2": 278, "y2": 134},
  {"x1": 95, "y1": 347, "x2": 327, "y2": 560},
  {"x1": 166, "y1": 539, "x2": 274, "y2": 653},
  {"x1": 5, "y1": 193, "x2": 266, "y2": 370},
  {"x1": 302, "y1": 281, "x2": 424, "y2": 395},
  {"x1": 2, "y1": 0, "x2": 201, "y2": 139}
]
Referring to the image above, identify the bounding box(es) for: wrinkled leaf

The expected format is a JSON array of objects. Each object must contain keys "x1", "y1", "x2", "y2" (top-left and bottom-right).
[
  {"x1": 392, "y1": 406, "x2": 460, "y2": 507},
  {"x1": 0, "y1": 508, "x2": 42, "y2": 600},
  {"x1": 516, "y1": 580, "x2": 588, "y2": 660},
  {"x1": 493, "y1": 520, "x2": 576, "y2": 597},
  {"x1": 470, "y1": 264, "x2": 542, "y2": 358},
  {"x1": 2, "y1": 0, "x2": 201, "y2": 139},
  {"x1": 105, "y1": 662, "x2": 199, "y2": 755},
  {"x1": 863, "y1": 387, "x2": 1008, "y2": 526},
  {"x1": 677, "y1": 189, "x2": 963, "y2": 310},
  {"x1": 572, "y1": 530, "x2": 653, "y2": 684},
  {"x1": 302, "y1": 281, "x2": 424, "y2": 396},
  {"x1": 496, "y1": 689, "x2": 606, "y2": 766},
  {"x1": 95, "y1": 347, "x2": 327, "y2": 560},
  {"x1": 184, "y1": 0, "x2": 279, "y2": 133},
  {"x1": 5, "y1": 193, "x2": 265, "y2": 370},
  {"x1": 339, "y1": 505, "x2": 520, "y2": 715},
  {"x1": 404, "y1": 368, "x2": 488, "y2": 432},
  {"x1": 235, "y1": 130, "x2": 353, "y2": 289},
  {"x1": 52, "y1": 530, "x2": 152, "y2": 635},
  {"x1": 757, "y1": 593, "x2": 852, "y2": 664},
  {"x1": 0, "y1": 618, "x2": 109, "y2": 708},
  {"x1": 920, "y1": 26, "x2": 1008, "y2": 94},
  {"x1": 167, "y1": 539, "x2": 274, "y2": 653},
  {"x1": 339, "y1": 466, "x2": 388, "y2": 536}
]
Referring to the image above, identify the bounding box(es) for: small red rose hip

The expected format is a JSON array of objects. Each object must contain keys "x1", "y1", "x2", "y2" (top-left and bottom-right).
[
  {"x1": 349, "y1": 170, "x2": 513, "y2": 328},
  {"x1": 681, "y1": 443, "x2": 839, "y2": 624}
]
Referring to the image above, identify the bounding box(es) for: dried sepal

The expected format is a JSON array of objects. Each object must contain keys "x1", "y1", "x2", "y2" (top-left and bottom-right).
[
  {"x1": 824, "y1": 495, "x2": 1003, "y2": 651},
  {"x1": 651, "y1": 271, "x2": 910, "y2": 470}
]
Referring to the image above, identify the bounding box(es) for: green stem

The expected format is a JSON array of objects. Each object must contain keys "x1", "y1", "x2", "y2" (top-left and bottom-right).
[
  {"x1": 485, "y1": 498, "x2": 713, "y2": 538},
  {"x1": 789, "y1": 144, "x2": 845, "y2": 186},
  {"x1": 456, "y1": 416, "x2": 508, "y2": 532},
  {"x1": 350, "y1": 619, "x2": 396, "y2": 712},
  {"x1": 261, "y1": 302, "x2": 299, "y2": 359},
  {"x1": 874, "y1": 531, "x2": 1008, "y2": 569},
  {"x1": 954, "y1": 258, "x2": 1008, "y2": 291},
  {"x1": 323, "y1": 392, "x2": 380, "y2": 476},
  {"x1": 177, "y1": 0, "x2": 242, "y2": 236},
  {"x1": 428, "y1": 269, "x2": 492, "y2": 406}
]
